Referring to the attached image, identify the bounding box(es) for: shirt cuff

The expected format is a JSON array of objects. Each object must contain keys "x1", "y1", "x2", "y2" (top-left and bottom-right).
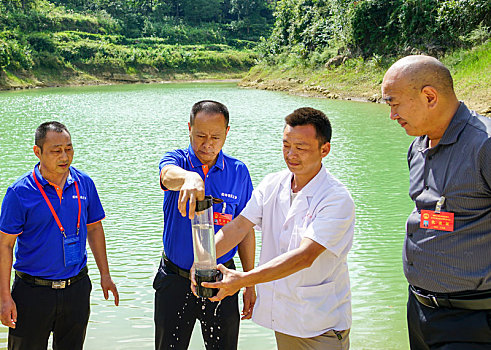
[
  {"x1": 87, "y1": 217, "x2": 105, "y2": 226},
  {"x1": 0, "y1": 229, "x2": 22, "y2": 236}
]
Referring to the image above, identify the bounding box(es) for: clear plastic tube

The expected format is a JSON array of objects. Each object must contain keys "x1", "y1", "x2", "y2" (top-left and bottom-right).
[{"x1": 192, "y1": 196, "x2": 218, "y2": 297}]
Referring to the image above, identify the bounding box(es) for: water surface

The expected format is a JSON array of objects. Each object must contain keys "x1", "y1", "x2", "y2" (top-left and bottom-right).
[{"x1": 0, "y1": 82, "x2": 414, "y2": 349}]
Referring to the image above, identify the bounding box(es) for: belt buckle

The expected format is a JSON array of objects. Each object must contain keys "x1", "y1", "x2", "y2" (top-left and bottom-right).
[
  {"x1": 52, "y1": 280, "x2": 66, "y2": 289},
  {"x1": 430, "y1": 295, "x2": 440, "y2": 308},
  {"x1": 411, "y1": 286, "x2": 437, "y2": 309}
]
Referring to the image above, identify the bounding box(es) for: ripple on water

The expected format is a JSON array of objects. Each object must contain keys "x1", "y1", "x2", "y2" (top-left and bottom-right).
[{"x1": 0, "y1": 83, "x2": 413, "y2": 350}]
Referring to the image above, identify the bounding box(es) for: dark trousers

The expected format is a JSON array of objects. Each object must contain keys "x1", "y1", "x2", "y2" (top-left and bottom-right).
[
  {"x1": 407, "y1": 286, "x2": 491, "y2": 350},
  {"x1": 8, "y1": 275, "x2": 92, "y2": 350},
  {"x1": 153, "y1": 259, "x2": 240, "y2": 350}
]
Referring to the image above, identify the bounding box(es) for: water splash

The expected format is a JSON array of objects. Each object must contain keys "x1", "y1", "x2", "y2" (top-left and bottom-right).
[{"x1": 214, "y1": 301, "x2": 222, "y2": 317}]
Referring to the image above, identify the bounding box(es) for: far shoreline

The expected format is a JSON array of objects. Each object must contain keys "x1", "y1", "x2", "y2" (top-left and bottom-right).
[
  {"x1": 0, "y1": 78, "x2": 242, "y2": 92},
  {"x1": 1, "y1": 70, "x2": 489, "y2": 117},
  {"x1": 0, "y1": 69, "x2": 246, "y2": 92},
  {"x1": 0, "y1": 74, "x2": 397, "y2": 109}
]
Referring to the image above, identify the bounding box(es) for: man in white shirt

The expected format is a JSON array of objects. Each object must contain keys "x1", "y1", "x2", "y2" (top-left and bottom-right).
[{"x1": 194, "y1": 107, "x2": 355, "y2": 350}]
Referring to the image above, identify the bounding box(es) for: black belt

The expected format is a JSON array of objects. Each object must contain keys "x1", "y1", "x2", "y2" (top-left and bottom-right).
[
  {"x1": 162, "y1": 253, "x2": 234, "y2": 280},
  {"x1": 410, "y1": 285, "x2": 491, "y2": 310},
  {"x1": 15, "y1": 266, "x2": 88, "y2": 289}
]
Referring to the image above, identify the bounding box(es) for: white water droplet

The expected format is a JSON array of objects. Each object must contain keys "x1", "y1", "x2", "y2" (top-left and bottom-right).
[{"x1": 214, "y1": 301, "x2": 222, "y2": 316}]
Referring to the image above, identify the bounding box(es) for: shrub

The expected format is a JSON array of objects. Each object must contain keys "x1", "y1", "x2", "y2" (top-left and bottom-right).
[
  {"x1": 27, "y1": 32, "x2": 56, "y2": 52},
  {"x1": 349, "y1": 0, "x2": 490, "y2": 58},
  {"x1": 0, "y1": 35, "x2": 34, "y2": 70},
  {"x1": 349, "y1": 0, "x2": 402, "y2": 58},
  {"x1": 0, "y1": 39, "x2": 11, "y2": 68}
]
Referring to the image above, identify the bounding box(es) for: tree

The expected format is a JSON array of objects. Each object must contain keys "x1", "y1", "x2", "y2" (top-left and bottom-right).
[
  {"x1": 3, "y1": 0, "x2": 37, "y2": 10},
  {"x1": 182, "y1": 0, "x2": 222, "y2": 23},
  {"x1": 230, "y1": 0, "x2": 271, "y2": 37}
]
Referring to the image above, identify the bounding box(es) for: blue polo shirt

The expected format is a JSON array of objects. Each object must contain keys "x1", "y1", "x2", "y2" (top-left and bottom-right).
[
  {"x1": 0, "y1": 164, "x2": 105, "y2": 279},
  {"x1": 159, "y1": 145, "x2": 253, "y2": 270}
]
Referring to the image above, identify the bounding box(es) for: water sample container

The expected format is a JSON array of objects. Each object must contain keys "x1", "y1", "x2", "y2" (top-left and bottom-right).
[{"x1": 192, "y1": 195, "x2": 219, "y2": 298}]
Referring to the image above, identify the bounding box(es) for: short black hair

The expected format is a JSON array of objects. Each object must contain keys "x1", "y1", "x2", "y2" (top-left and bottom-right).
[
  {"x1": 35, "y1": 121, "x2": 71, "y2": 150},
  {"x1": 190, "y1": 100, "x2": 229, "y2": 127},
  {"x1": 285, "y1": 107, "x2": 332, "y2": 145}
]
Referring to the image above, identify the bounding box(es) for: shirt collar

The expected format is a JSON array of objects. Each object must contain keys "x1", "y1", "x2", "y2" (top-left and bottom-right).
[
  {"x1": 437, "y1": 102, "x2": 470, "y2": 146},
  {"x1": 300, "y1": 163, "x2": 326, "y2": 196},
  {"x1": 187, "y1": 144, "x2": 225, "y2": 171},
  {"x1": 417, "y1": 102, "x2": 470, "y2": 151},
  {"x1": 33, "y1": 162, "x2": 78, "y2": 188},
  {"x1": 285, "y1": 163, "x2": 326, "y2": 197}
]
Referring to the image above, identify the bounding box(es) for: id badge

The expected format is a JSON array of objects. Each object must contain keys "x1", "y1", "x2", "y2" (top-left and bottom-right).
[
  {"x1": 420, "y1": 210, "x2": 454, "y2": 231},
  {"x1": 63, "y1": 235, "x2": 83, "y2": 267},
  {"x1": 214, "y1": 212, "x2": 232, "y2": 226}
]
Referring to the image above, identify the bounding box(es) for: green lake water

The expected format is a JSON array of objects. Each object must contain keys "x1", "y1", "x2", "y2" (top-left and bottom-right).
[{"x1": 0, "y1": 82, "x2": 414, "y2": 349}]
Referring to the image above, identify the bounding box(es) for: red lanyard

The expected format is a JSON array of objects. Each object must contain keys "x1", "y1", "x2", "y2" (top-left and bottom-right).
[{"x1": 32, "y1": 170, "x2": 81, "y2": 238}]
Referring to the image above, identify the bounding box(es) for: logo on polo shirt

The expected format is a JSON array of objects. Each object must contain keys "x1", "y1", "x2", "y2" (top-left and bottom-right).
[
  {"x1": 73, "y1": 195, "x2": 87, "y2": 200},
  {"x1": 221, "y1": 192, "x2": 237, "y2": 200}
]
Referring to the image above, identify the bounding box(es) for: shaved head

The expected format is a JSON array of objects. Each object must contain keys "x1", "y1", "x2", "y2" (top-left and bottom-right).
[
  {"x1": 383, "y1": 55, "x2": 455, "y2": 97},
  {"x1": 381, "y1": 55, "x2": 460, "y2": 142}
]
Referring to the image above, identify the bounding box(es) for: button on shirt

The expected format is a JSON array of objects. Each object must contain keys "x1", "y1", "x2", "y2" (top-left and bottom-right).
[
  {"x1": 405, "y1": 103, "x2": 491, "y2": 293},
  {"x1": 159, "y1": 145, "x2": 253, "y2": 270},
  {"x1": 240, "y1": 165, "x2": 355, "y2": 338},
  {"x1": 0, "y1": 164, "x2": 105, "y2": 279}
]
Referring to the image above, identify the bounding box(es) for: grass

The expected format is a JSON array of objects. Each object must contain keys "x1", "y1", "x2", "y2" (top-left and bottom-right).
[
  {"x1": 0, "y1": 30, "x2": 258, "y2": 90},
  {"x1": 442, "y1": 41, "x2": 491, "y2": 112},
  {"x1": 0, "y1": 0, "x2": 259, "y2": 90},
  {"x1": 241, "y1": 42, "x2": 491, "y2": 114}
]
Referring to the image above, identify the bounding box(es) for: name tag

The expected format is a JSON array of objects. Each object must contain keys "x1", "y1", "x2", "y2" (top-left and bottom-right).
[
  {"x1": 214, "y1": 212, "x2": 232, "y2": 226},
  {"x1": 420, "y1": 210, "x2": 454, "y2": 231},
  {"x1": 63, "y1": 235, "x2": 83, "y2": 267}
]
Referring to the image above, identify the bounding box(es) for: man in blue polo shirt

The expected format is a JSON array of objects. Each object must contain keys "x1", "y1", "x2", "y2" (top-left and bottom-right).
[
  {"x1": 154, "y1": 100, "x2": 255, "y2": 350},
  {"x1": 0, "y1": 121, "x2": 119, "y2": 350}
]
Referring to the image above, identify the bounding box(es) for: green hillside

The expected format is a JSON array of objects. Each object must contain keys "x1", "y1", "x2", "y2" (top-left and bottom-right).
[
  {"x1": 0, "y1": 0, "x2": 274, "y2": 88},
  {"x1": 1, "y1": 0, "x2": 489, "y2": 115},
  {"x1": 242, "y1": 0, "x2": 490, "y2": 114}
]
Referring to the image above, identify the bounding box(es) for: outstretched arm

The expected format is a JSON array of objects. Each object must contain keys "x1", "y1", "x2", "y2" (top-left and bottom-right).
[
  {"x1": 87, "y1": 221, "x2": 119, "y2": 306},
  {"x1": 204, "y1": 237, "x2": 326, "y2": 302},
  {"x1": 215, "y1": 215, "x2": 256, "y2": 258},
  {"x1": 190, "y1": 215, "x2": 256, "y2": 300}
]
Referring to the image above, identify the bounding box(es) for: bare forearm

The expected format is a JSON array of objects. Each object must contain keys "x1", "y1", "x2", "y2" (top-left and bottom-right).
[
  {"x1": 237, "y1": 229, "x2": 255, "y2": 272},
  {"x1": 203, "y1": 240, "x2": 325, "y2": 302},
  {"x1": 0, "y1": 237, "x2": 16, "y2": 328},
  {"x1": 0, "y1": 235, "x2": 16, "y2": 300},
  {"x1": 242, "y1": 249, "x2": 311, "y2": 287},
  {"x1": 0, "y1": 246, "x2": 13, "y2": 300},
  {"x1": 161, "y1": 165, "x2": 198, "y2": 191},
  {"x1": 87, "y1": 224, "x2": 111, "y2": 276},
  {"x1": 161, "y1": 165, "x2": 205, "y2": 219},
  {"x1": 86, "y1": 223, "x2": 119, "y2": 305},
  {"x1": 240, "y1": 239, "x2": 326, "y2": 288},
  {"x1": 216, "y1": 215, "x2": 255, "y2": 258}
]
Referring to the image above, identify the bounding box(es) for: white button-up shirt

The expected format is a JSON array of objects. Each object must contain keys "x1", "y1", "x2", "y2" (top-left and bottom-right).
[{"x1": 241, "y1": 165, "x2": 355, "y2": 337}]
